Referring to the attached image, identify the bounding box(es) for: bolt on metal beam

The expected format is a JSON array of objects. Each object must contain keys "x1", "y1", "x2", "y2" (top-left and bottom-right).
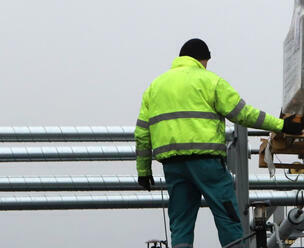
[{"x1": 0, "y1": 191, "x2": 302, "y2": 211}]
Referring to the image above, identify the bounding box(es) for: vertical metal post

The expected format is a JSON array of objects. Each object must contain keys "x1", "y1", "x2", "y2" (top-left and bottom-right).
[
  {"x1": 227, "y1": 127, "x2": 237, "y2": 174},
  {"x1": 227, "y1": 124, "x2": 250, "y2": 246}
]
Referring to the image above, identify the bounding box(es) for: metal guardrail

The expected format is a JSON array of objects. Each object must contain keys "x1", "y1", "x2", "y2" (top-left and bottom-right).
[
  {"x1": 0, "y1": 145, "x2": 261, "y2": 162},
  {"x1": 0, "y1": 146, "x2": 136, "y2": 162},
  {"x1": 0, "y1": 126, "x2": 268, "y2": 143},
  {"x1": 250, "y1": 149, "x2": 260, "y2": 155},
  {"x1": 0, "y1": 126, "x2": 264, "y2": 162},
  {"x1": 248, "y1": 174, "x2": 304, "y2": 190},
  {"x1": 0, "y1": 126, "x2": 135, "y2": 142},
  {"x1": 0, "y1": 175, "x2": 302, "y2": 191},
  {"x1": 0, "y1": 191, "x2": 301, "y2": 210},
  {"x1": 247, "y1": 131, "x2": 269, "y2": 137}
]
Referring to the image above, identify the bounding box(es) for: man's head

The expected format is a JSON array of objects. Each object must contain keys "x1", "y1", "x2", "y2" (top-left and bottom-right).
[{"x1": 179, "y1": 38, "x2": 211, "y2": 68}]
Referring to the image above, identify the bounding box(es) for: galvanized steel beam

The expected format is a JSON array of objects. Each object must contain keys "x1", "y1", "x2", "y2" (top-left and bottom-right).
[
  {"x1": 0, "y1": 175, "x2": 148, "y2": 191},
  {"x1": 0, "y1": 175, "x2": 301, "y2": 191},
  {"x1": 0, "y1": 145, "x2": 261, "y2": 162},
  {"x1": 0, "y1": 126, "x2": 135, "y2": 142},
  {"x1": 249, "y1": 174, "x2": 304, "y2": 190},
  {"x1": 0, "y1": 145, "x2": 136, "y2": 162},
  {"x1": 0, "y1": 191, "x2": 302, "y2": 211},
  {"x1": 0, "y1": 126, "x2": 266, "y2": 142}
]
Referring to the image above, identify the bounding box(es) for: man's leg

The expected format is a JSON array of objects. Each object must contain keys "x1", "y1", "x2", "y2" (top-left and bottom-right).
[
  {"x1": 163, "y1": 161, "x2": 201, "y2": 248},
  {"x1": 186, "y1": 159, "x2": 243, "y2": 247}
]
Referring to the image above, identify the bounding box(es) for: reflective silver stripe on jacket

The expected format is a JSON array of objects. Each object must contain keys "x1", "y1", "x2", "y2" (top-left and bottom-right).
[
  {"x1": 173, "y1": 244, "x2": 193, "y2": 248},
  {"x1": 153, "y1": 143, "x2": 226, "y2": 156},
  {"x1": 254, "y1": 111, "x2": 266, "y2": 129},
  {"x1": 149, "y1": 111, "x2": 224, "y2": 126},
  {"x1": 136, "y1": 149, "x2": 152, "y2": 157},
  {"x1": 136, "y1": 119, "x2": 149, "y2": 129},
  {"x1": 226, "y1": 99, "x2": 246, "y2": 120}
]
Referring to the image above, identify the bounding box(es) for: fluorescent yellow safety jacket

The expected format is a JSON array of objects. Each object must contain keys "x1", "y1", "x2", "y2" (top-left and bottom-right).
[{"x1": 135, "y1": 56, "x2": 283, "y2": 176}]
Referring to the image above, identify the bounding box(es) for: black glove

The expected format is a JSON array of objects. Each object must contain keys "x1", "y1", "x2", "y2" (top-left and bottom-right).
[
  {"x1": 282, "y1": 114, "x2": 304, "y2": 135},
  {"x1": 138, "y1": 176, "x2": 155, "y2": 191}
]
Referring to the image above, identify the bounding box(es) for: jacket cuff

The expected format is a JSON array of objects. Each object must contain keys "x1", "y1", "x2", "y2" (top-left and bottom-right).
[
  {"x1": 137, "y1": 169, "x2": 153, "y2": 177},
  {"x1": 136, "y1": 157, "x2": 152, "y2": 176}
]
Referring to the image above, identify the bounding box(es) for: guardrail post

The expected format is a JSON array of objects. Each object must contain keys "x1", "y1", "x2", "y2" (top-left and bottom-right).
[{"x1": 227, "y1": 124, "x2": 250, "y2": 247}]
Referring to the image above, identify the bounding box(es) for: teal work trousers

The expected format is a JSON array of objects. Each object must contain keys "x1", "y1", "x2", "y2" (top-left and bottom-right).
[{"x1": 163, "y1": 158, "x2": 243, "y2": 248}]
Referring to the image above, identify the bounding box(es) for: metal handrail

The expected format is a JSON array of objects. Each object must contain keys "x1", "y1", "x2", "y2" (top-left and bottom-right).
[
  {"x1": 0, "y1": 126, "x2": 268, "y2": 142},
  {"x1": 0, "y1": 191, "x2": 302, "y2": 210},
  {"x1": 0, "y1": 145, "x2": 262, "y2": 162},
  {"x1": 0, "y1": 175, "x2": 302, "y2": 191},
  {"x1": 0, "y1": 126, "x2": 135, "y2": 142}
]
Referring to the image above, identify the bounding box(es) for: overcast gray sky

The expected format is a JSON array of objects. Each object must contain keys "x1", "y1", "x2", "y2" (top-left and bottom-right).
[{"x1": 0, "y1": 1, "x2": 295, "y2": 247}]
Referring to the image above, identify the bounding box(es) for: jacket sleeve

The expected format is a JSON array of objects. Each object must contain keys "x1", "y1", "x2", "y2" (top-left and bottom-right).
[
  {"x1": 134, "y1": 89, "x2": 152, "y2": 177},
  {"x1": 214, "y1": 78, "x2": 284, "y2": 132}
]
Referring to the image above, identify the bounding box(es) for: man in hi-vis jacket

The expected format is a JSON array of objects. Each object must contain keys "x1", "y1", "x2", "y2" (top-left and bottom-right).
[{"x1": 135, "y1": 38, "x2": 303, "y2": 248}]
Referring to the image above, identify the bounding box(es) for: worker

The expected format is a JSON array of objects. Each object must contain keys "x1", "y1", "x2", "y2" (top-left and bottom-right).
[{"x1": 135, "y1": 38, "x2": 303, "y2": 248}]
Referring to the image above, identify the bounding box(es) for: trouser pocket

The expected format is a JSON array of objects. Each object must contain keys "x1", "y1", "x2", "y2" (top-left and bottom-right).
[{"x1": 222, "y1": 201, "x2": 241, "y2": 223}]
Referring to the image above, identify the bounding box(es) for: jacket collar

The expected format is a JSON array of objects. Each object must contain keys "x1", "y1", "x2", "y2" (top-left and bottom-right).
[{"x1": 171, "y1": 56, "x2": 206, "y2": 70}]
